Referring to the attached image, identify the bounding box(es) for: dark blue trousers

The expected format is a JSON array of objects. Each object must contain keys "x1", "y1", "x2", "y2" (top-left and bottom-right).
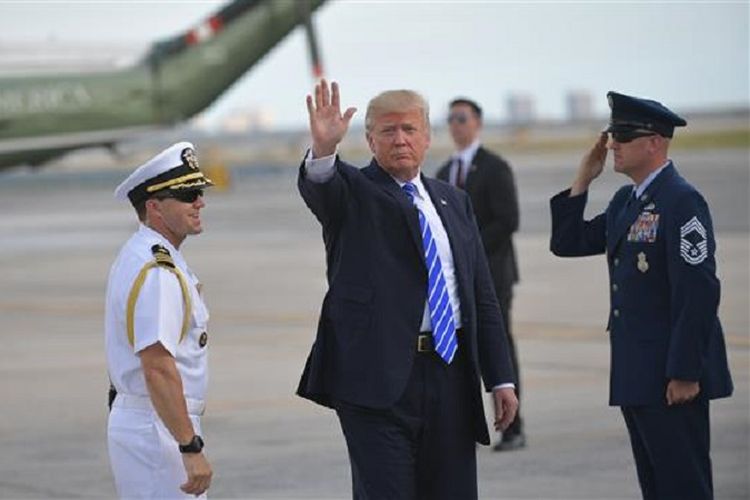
[
  {"x1": 621, "y1": 400, "x2": 713, "y2": 500},
  {"x1": 334, "y1": 345, "x2": 477, "y2": 500}
]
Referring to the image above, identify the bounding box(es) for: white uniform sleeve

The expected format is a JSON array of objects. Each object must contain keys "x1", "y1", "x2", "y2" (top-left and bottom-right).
[{"x1": 132, "y1": 267, "x2": 185, "y2": 356}]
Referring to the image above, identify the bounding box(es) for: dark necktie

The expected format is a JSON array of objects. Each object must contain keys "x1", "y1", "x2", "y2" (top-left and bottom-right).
[
  {"x1": 619, "y1": 191, "x2": 637, "y2": 222},
  {"x1": 454, "y1": 158, "x2": 465, "y2": 190}
]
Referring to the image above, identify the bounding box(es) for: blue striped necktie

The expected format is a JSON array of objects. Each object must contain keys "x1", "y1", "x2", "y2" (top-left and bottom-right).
[{"x1": 402, "y1": 182, "x2": 458, "y2": 363}]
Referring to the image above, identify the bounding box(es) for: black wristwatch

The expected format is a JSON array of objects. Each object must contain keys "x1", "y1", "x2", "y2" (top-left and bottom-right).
[{"x1": 179, "y1": 435, "x2": 204, "y2": 454}]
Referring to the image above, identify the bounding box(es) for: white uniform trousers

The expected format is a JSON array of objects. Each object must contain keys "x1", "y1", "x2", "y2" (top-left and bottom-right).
[{"x1": 108, "y1": 395, "x2": 205, "y2": 499}]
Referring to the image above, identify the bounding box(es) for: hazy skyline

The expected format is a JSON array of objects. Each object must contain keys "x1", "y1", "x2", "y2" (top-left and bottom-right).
[{"x1": 1, "y1": 0, "x2": 748, "y2": 129}]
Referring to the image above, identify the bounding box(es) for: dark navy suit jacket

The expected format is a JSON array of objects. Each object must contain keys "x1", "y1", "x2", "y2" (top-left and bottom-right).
[
  {"x1": 297, "y1": 157, "x2": 515, "y2": 444},
  {"x1": 550, "y1": 162, "x2": 733, "y2": 406}
]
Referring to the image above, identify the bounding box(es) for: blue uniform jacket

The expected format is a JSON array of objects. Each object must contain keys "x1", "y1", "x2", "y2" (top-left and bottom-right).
[{"x1": 550, "y1": 162, "x2": 733, "y2": 406}]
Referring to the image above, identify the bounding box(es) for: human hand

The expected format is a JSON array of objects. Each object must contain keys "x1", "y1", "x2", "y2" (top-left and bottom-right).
[
  {"x1": 666, "y1": 379, "x2": 700, "y2": 405},
  {"x1": 306, "y1": 79, "x2": 357, "y2": 158},
  {"x1": 492, "y1": 387, "x2": 519, "y2": 432},
  {"x1": 180, "y1": 452, "x2": 212, "y2": 496},
  {"x1": 570, "y1": 132, "x2": 608, "y2": 196}
]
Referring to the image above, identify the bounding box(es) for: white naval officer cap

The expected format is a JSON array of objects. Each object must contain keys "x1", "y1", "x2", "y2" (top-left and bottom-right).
[{"x1": 114, "y1": 141, "x2": 213, "y2": 206}]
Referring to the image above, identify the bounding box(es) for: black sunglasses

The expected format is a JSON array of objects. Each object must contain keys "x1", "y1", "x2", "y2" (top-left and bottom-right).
[
  {"x1": 447, "y1": 113, "x2": 468, "y2": 124},
  {"x1": 610, "y1": 130, "x2": 657, "y2": 143},
  {"x1": 154, "y1": 189, "x2": 204, "y2": 203}
]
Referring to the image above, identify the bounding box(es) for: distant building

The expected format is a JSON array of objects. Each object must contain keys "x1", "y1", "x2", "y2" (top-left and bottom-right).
[
  {"x1": 506, "y1": 93, "x2": 536, "y2": 126},
  {"x1": 219, "y1": 107, "x2": 275, "y2": 133},
  {"x1": 566, "y1": 90, "x2": 593, "y2": 122}
]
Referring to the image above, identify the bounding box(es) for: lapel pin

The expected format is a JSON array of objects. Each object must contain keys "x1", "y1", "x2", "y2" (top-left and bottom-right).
[{"x1": 440, "y1": 199, "x2": 447, "y2": 205}]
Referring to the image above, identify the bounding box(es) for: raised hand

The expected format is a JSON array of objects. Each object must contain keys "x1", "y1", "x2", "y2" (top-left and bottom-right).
[
  {"x1": 306, "y1": 79, "x2": 357, "y2": 158},
  {"x1": 570, "y1": 132, "x2": 609, "y2": 196}
]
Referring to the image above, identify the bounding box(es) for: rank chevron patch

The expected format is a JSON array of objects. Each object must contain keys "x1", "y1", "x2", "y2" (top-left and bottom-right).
[{"x1": 680, "y1": 216, "x2": 708, "y2": 265}]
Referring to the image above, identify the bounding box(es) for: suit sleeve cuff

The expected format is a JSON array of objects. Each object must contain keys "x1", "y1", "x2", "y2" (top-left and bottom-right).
[{"x1": 304, "y1": 148, "x2": 337, "y2": 183}]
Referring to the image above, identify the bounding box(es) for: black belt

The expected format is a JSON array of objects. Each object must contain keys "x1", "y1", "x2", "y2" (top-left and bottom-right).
[
  {"x1": 417, "y1": 334, "x2": 434, "y2": 352},
  {"x1": 417, "y1": 329, "x2": 462, "y2": 353}
]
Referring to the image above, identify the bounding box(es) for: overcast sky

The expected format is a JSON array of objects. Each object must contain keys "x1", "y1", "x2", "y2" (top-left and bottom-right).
[{"x1": 0, "y1": 0, "x2": 747, "y2": 129}]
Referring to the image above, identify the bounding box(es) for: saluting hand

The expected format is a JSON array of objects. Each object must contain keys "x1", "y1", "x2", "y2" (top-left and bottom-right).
[
  {"x1": 492, "y1": 387, "x2": 519, "y2": 432},
  {"x1": 306, "y1": 79, "x2": 357, "y2": 158},
  {"x1": 570, "y1": 132, "x2": 608, "y2": 196}
]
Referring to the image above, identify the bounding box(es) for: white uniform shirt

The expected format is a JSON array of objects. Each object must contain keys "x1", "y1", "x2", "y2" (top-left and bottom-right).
[{"x1": 105, "y1": 224, "x2": 209, "y2": 401}]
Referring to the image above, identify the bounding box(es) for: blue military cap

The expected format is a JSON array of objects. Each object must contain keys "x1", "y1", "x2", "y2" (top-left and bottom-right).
[{"x1": 606, "y1": 91, "x2": 687, "y2": 138}]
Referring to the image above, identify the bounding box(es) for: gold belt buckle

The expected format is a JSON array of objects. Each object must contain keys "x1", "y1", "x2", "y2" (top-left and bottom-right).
[{"x1": 417, "y1": 334, "x2": 432, "y2": 352}]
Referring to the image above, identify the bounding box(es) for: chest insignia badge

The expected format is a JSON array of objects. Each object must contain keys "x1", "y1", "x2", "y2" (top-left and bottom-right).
[
  {"x1": 637, "y1": 252, "x2": 649, "y2": 273},
  {"x1": 628, "y1": 212, "x2": 660, "y2": 243}
]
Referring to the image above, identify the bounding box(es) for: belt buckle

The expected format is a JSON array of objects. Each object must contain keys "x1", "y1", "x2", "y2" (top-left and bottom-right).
[{"x1": 417, "y1": 334, "x2": 432, "y2": 352}]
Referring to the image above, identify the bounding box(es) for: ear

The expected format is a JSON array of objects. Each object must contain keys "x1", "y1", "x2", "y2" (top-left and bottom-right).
[
  {"x1": 647, "y1": 135, "x2": 664, "y2": 153},
  {"x1": 145, "y1": 198, "x2": 163, "y2": 218},
  {"x1": 366, "y1": 131, "x2": 376, "y2": 154}
]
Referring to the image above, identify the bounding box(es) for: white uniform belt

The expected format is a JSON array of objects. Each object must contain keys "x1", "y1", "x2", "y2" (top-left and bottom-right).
[{"x1": 113, "y1": 394, "x2": 205, "y2": 416}]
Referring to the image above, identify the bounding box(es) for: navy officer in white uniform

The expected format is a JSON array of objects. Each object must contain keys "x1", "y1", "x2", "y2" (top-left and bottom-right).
[
  {"x1": 106, "y1": 142, "x2": 214, "y2": 498},
  {"x1": 550, "y1": 92, "x2": 733, "y2": 500}
]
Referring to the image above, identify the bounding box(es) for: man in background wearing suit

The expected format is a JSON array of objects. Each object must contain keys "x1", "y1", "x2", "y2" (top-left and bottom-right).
[
  {"x1": 296, "y1": 79, "x2": 518, "y2": 499},
  {"x1": 550, "y1": 91, "x2": 733, "y2": 500},
  {"x1": 436, "y1": 98, "x2": 524, "y2": 452}
]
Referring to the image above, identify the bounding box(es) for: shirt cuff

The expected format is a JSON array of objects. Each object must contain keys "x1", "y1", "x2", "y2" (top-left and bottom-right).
[
  {"x1": 304, "y1": 147, "x2": 337, "y2": 183},
  {"x1": 492, "y1": 383, "x2": 516, "y2": 391}
]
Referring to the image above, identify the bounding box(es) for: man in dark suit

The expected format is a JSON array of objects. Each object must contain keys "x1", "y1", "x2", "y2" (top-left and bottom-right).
[
  {"x1": 550, "y1": 91, "x2": 733, "y2": 500},
  {"x1": 436, "y1": 98, "x2": 523, "y2": 451},
  {"x1": 296, "y1": 79, "x2": 518, "y2": 499}
]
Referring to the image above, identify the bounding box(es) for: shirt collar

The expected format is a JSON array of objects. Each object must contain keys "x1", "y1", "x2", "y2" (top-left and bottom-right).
[
  {"x1": 452, "y1": 139, "x2": 481, "y2": 166},
  {"x1": 633, "y1": 160, "x2": 670, "y2": 199},
  {"x1": 138, "y1": 223, "x2": 186, "y2": 266},
  {"x1": 392, "y1": 172, "x2": 428, "y2": 200}
]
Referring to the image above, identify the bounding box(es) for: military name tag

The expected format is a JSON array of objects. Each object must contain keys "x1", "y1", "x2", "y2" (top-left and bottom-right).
[{"x1": 628, "y1": 212, "x2": 660, "y2": 243}]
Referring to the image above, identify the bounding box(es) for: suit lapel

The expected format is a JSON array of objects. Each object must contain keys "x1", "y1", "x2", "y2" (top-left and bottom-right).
[
  {"x1": 608, "y1": 191, "x2": 640, "y2": 254},
  {"x1": 363, "y1": 161, "x2": 424, "y2": 264},
  {"x1": 607, "y1": 163, "x2": 676, "y2": 254},
  {"x1": 422, "y1": 175, "x2": 470, "y2": 300}
]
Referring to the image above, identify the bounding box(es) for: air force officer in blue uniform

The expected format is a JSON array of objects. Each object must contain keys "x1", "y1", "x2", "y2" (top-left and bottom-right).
[
  {"x1": 549, "y1": 92, "x2": 733, "y2": 500},
  {"x1": 296, "y1": 80, "x2": 518, "y2": 499}
]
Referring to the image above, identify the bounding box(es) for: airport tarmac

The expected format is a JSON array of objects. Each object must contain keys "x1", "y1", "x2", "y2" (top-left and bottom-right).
[{"x1": 0, "y1": 147, "x2": 747, "y2": 499}]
